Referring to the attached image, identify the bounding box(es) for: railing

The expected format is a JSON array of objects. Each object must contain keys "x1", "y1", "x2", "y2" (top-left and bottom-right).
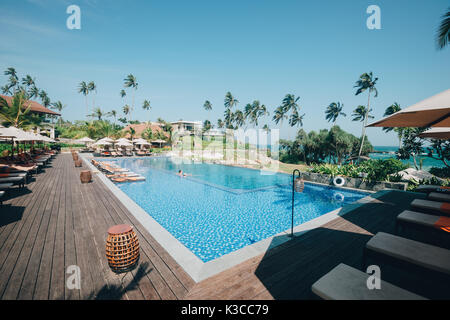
[{"x1": 289, "y1": 169, "x2": 303, "y2": 238}]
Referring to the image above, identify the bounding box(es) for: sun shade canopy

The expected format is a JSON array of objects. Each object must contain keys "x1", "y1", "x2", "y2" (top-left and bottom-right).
[
  {"x1": 419, "y1": 127, "x2": 450, "y2": 140},
  {"x1": 367, "y1": 89, "x2": 450, "y2": 128}
]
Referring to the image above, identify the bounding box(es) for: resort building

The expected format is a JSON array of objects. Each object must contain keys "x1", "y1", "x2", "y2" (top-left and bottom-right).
[
  {"x1": 170, "y1": 120, "x2": 202, "y2": 136},
  {"x1": 0, "y1": 95, "x2": 61, "y2": 138},
  {"x1": 122, "y1": 122, "x2": 169, "y2": 140}
]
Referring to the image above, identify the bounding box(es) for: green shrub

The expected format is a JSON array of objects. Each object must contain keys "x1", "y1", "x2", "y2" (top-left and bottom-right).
[{"x1": 429, "y1": 166, "x2": 450, "y2": 178}]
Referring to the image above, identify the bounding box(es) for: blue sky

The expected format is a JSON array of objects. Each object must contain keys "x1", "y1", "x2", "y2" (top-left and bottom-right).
[{"x1": 0, "y1": 0, "x2": 449, "y2": 146}]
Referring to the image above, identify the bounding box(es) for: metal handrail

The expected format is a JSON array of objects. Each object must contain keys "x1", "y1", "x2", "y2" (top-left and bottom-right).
[{"x1": 289, "y1": 169, "x2": 302, "y2": 238}]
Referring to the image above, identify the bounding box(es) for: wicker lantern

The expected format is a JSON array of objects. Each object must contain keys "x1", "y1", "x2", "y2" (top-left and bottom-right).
[
  {"x1": 80, "y1": 170, "x2": 92, "y2": 183},
  {"x1": 74, "y1": 160, "x2": 82, "y2": 167},
  {"x1": 106, "y1": 224, "x2": 140, "y2": 273},
  {"x1": 294, "y1": 177, "x2": 304, "y2": 193}
]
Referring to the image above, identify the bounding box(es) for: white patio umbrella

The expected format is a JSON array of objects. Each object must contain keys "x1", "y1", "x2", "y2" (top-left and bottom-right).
[
  {"x1": 99, "y1": 137, "x2": 115, "y2": 143},
  {"x1": 418, "y1": 127, "x2": 450, "y2": 140},
  {"x1": 132, "y1": 138, "x2": 150, "y2": 145},
  {"x1": 0, "y1": 126, "x2": 17, "y2": 139},
  {"x1": 116, "y1": 137, "x2": 131, "y2": 143},
  {"x1": 151, "y1": 139, "x2": 166, "y2": 147},
  {"x1": 76, "y1": 137, "x2": 95, "y2": 144},
  {"x1": 115, "y1": 141, "x2": 133, "y2": 148},
  {"x1": 368, "y1": 89, "x2": 450, "y2": 128}
]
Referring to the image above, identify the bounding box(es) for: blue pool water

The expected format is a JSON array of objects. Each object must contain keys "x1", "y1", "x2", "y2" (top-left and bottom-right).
[{"x1": 99, "y1": 157, "x2": 369, "y2": 262}]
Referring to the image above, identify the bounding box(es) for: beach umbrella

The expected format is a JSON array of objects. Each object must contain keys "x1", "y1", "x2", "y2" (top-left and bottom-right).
[
  {"x1": 99, "y1": 137, "x2": 115, "y2": 143},
  {"x1": 367, "y1": 89, "x2": 450, "y2": 128},
  {"x1": 116, "y1": 137, "x2": 131, "y2": 143},
  {"x1": 115, "y1": 141, "x2": 133, "y2": 148},
  {"x1": 418, "y1": 127, "x2": 450, "y2": 140},
  {"x1": 132, "y1": 138, "x2": 150, "y2": 145},
  {"x1": 76, "y1": 137, "x2": 95, "y2": 144},
  {"x1": 151, "y1": 139, "x2": 166, "y2": 147}
]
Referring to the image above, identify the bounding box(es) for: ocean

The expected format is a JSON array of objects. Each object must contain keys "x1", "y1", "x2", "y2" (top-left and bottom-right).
[{"x1": 370, "y1": 146, "x2": 445, "y2": 170}]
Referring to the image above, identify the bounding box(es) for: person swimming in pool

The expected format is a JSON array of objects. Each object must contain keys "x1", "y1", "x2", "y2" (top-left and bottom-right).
[{"x1": 177, "y1": 170, "x2": 191, "y2": 177}]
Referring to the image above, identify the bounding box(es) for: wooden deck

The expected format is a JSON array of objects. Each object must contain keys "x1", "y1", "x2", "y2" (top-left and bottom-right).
[{"x1": 1, "y1": 153, "x2": 447, "y2": 300}]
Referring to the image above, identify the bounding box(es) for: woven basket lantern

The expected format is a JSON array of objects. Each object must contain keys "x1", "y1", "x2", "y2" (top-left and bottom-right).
[
  {"x1": 74, "y1": 160, "x2": 82, "y2": 167},
  {"x1": 294, "y1": 177, "x2": 305, "y2": 193},
  {"x1": 106, "y1": 224, "x2": 140, "y2": 273},
  {"x1": 80, "y1": 170, "x2": 92, "y2": 183}
]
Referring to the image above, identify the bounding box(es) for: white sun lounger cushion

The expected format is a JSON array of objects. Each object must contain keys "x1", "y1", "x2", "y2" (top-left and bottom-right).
[
  {"x1": 311, "y1": 263, "x2": 427, "y2": 300},
  {"x1": 416, "y1": 185, "x2": 450, "y2": 194},
  {"x1": 366, "y1": 232, "x2": 450, "y2": 275},
  {"x1": 411, "y1": 199, "x2": 450, "y2": 216}
]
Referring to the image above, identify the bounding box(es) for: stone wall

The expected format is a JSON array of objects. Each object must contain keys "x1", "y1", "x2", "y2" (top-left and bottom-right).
[{"x1": 301, "y1": 171, "x2": 407, "y2": 192}]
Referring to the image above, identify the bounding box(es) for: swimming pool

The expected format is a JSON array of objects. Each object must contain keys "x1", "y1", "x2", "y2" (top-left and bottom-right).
[{"x1": 97, "y1": 157, "x2": 369, "y2": 262}]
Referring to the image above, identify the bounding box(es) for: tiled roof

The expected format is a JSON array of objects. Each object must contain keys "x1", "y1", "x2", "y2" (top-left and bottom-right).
[{"x1": 0, "y1": 95, "x2": 61, "y2": 116}]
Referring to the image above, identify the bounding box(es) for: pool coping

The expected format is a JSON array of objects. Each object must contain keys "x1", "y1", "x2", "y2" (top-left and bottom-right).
[{"x1": 82, "y1": 155, "x2": 382, "y2": 283}]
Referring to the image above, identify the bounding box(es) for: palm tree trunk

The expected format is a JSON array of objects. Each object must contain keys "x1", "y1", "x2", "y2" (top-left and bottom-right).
[
  {"x1": 358, "y1": 91, "x2": 371, "y2": 158},
  {"x1": 85, "y1": 95, "x2": 88, "y2": 119}
]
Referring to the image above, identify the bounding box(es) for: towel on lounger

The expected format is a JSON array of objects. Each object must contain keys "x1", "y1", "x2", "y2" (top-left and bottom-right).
[
  {"x1": 440, "y1": 202, "x2": 450, "y2": 215},
  {"x1": 434, "y1": 216, "x2": 450, "y2": 233}
]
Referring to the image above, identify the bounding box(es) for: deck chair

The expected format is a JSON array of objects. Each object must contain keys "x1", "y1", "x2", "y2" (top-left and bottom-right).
[
  {"x1": 416, "y1": 185, "x2": 450, "y2": 194},
  {"x1": 365, "y1": 232, "x2": 450, "y2": 277},
  {"x1": 411, "y1": 199, "x2": 450, "y2": 216},
  {"x1": 396, "y1": 210, "x2": 450, "y2": 236},
  {"x1": 311, "y1": 263, "x2": 426, "y2": 300},
  {"x1": 428, "y1": 192, "x2": 450, "y2": 203},
  {"x1": 0, "y1": 190, "x2": 4, "y2": 205},
  {"x1": 0, "y1": 183, "x2": 13, "y2": 190},
  {"x1": 0, "y1": 176, "x2": 25, "y2": 187}
]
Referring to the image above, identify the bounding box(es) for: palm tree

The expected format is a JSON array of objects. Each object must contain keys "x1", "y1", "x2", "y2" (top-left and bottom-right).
[
  {"x1": 352, "y1": 105, "x2": 374, "y2": 148},
  {"x1": 51, "y1": 101, "x2": 66, "y2": 126},
  {"x1": 0, "y1": 91, "x2": 42, "y2": 129},
  {"x1": 89, "y1": 107, "x2": 104, "y2": 121},
  {"x1": 124, "y1": 74, "x2": 138, "y2": 120},
  {"x1": 273, "y1": 94, "x2": 304, "y2": 127},
  {"x1": 262, "y1": 124, "x2": 270, "y2": 133},
  {"x1": 383, "y1": 102, "x2": 404, "y2": 148},
  {"x1": 203, "y1": 119, "x2": 212, "y2": 132},
  {"x1": 127, "y1": 127, "x2": 136, "y2": 140},
  {"x1": 21, "y1": 75, "x2": 35, "y2": 87},
  {"x1": 1, "y1": 85, "x2": 12, "y2": 95},
  {"x1": 142, "y1": 99, "x2": 151, "y2": 118},
  {"x1": 325, "y1": 102, "x2": 346, "y2": 127},
  {"x1": 224, "y1": 92, "x2": 238, "y2": 128},
  {"x1": 245, "y1": 100, "x2": 269, "y2": 127},
  {"x1": 88, "y1": 81, "x2": 97, "y2": 111},
  {"x1": 203, "y1": 100, "x2": 212, "y2": 111},
  {"x1": 437, "y1": 7, "x2": 450, "y2": 49},
  {"x1": 217, "y1": 119, "x2": 224, "y2": 128},
  {"x1": 122, "y1": 104, "x2": 131, "y2": 122},
  {"x1": 107, "y1": 110, "x2": 117, "y2": 126},
  {"x1": 78, "y1": 81, "x2": 89, "y2": 118},
  {"x1": 28, "y1": 86, "x2": 39, "y2": 99},
  {"x1": 354, "y1": 72, "x2": 378, "y2": 158},
  {"x1": 4, "y1": 68, "x2": 18, "y2": 93},
  {"x1": 233, "y1": 110, "x2": 245, "y2": 129}
]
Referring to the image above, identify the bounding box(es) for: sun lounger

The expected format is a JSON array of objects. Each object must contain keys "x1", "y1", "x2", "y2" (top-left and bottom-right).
[
  {"x1": 0, "y1": 190, "x2": 4, "y2": 205},
  {"x1": 365, "y1": 232, "x2": 450, "y2": 276},
  {"x1": 397, "y1": 210, "x2": 450, "y2": 235},
  {"x1": 411, "y1": 199, "x2": 450, "y2": 216},
  {"x1": 428, "y1": 192, "x2": 450, "y2": 203},
  {"x1": 110, "y1": 176, "x2": 145, "y2": 183},
  {"x1": 416, "y1": 185, "x2": 450, "y2": 194},
  {"x1": 0, "y1": 176, "x2": 25, "y2": 186},
  {"x1": 311, "y1": 263, "x2": 427, "y2": 300},
  {"x1": 0, "y1": 183, "x2": 13, "y2": 190}
]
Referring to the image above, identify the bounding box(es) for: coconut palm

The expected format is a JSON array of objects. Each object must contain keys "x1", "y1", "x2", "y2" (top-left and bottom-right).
[
  {"x1": 4, "y1": 68, "x2": 18, "y2": 92},
  {"x1": 0, "y1": 91, "x2": 42, "y2": 129},
  {"x1": 142, "y1": 99, "x2": 151, "y2": 111},
  {"x1": 383, "y1": 102, "x2": 404, "y2": 148},
  {"x1": 325, "y1": 102, "x2": 346, "y2": 127},
  {"x1": 437, "y1": 7, "x2": 450, "y2": 49},
  {"x1": 354, "y1": 72, "x2": 378, "y2": 158},
  {"x1": 262, "y1": 124, "x2": 270, "y2": 133},
  {"x1": 106, "y1": 110, "x2": 117, "y2": 126},
  {"x1": 224, "y1": 108, "x2": 234, "y2": 129},
  {"x1": 89, "y1": 107, "x2": 104, "y2": 121},
  {"x1": 273, "y1": 94, "x2": 304, "y2": 127},
  {"x1": 122, "y1": 104, "x2": 131, "y2": 122},
  {"x1": 217, "y1": 119, "x2": 224, "y2": 129},
  {"x1": 124, "y1": 74, "x2": 138, "y2": 119},
  {"x1": 1, "y1": 85, "x2": 12, "y2": 95},
  {"x1": 51, "y1": 101, "x2": 66, "y2": 126},
  {"x1": 233, "y1": 110, "x2": 245, "y2": 129},
  {"x1": 28, "y1": 86, "x2": 39, "y2": 99},
  {"x1": 21, "y1": 75, "x2": 35, "y2": 87},
  {"x1": 78, "y1": 81, "x2": 89, "y2": 118},
  {"x1": 352, "y1": 105, "x2": 374, "y2": 146},
  {"x1": 88, "y1": 81, "x2": 97, "y2": 111},
  {"x1": 244, "y1": 100, "x2": 269, "y2": 127},
  {"x1": 120, "y1": 89, "x2": 126, "y2": 99},
  {"x1": 203, "y1": 100, "x2": 212, "y2": 111},
  {"x1": 42, "y1": 96, "x2": 51, "y2": 108},
  {"x1": 224, "y1": 92, "x2": 238, "y2": 109}
]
